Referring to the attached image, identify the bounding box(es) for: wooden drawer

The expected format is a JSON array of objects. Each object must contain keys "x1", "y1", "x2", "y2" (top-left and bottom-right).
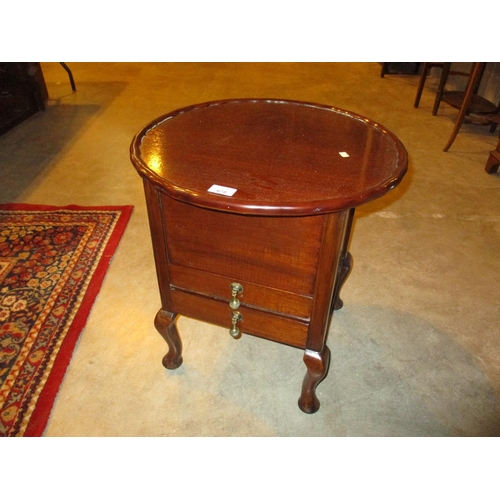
[{"x1": 169, "y1": 287, "x2": 309, "y2": 349}]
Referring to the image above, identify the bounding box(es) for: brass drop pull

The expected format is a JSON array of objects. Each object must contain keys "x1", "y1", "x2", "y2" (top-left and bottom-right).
[
  {"x1": 229, "y1": 311, "x2": 243, "y2": 339},
  {"x1": 229, "y1": 282, "x2": 243, "y2": 310}
]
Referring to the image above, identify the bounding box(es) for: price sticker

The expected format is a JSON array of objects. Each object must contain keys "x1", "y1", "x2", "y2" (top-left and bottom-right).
[{"x1": 208, "y1": 184, "x2": 237, "y2": 197}]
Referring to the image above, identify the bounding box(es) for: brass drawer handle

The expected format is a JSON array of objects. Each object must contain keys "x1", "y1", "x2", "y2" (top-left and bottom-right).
[
  {"x1": 229, "y1": 282, "x2": 243, "y2": 310},
  {"x1": 229, "y1": 311, "x2": 243, "y2": 339}
]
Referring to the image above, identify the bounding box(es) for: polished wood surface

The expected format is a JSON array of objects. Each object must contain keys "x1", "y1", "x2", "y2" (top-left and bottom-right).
[
  {"x1": 131, "y1": 99, "x2": 407, "y2": 215},
  {"x1": 131, "y1": 99, "x2": 408, "y2": 413}
]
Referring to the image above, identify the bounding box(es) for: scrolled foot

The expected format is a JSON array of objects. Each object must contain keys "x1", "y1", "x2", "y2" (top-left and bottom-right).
[
  {"x1": 298, "y1": 345, "x2": 331, "y2": 414},
  {"x1": 161, "y1": 352, "x2": 183, "y2": 370},
  {"x1": 154, "y1": 309, "x2": 183, "y2": 369}
]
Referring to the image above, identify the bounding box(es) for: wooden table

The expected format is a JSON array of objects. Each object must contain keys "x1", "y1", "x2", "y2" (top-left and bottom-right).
[{"x1": 130, "y1": 99, "x2": 408, "y2": 413}]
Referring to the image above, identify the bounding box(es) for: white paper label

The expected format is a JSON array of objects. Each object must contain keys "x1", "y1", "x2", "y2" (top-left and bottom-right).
[
  {"x1": 339, "y1": 152, "x2": 350, "y2": 158},
  {"x1": 208, "y1": 184, "x2": 237, "y2": 197}
]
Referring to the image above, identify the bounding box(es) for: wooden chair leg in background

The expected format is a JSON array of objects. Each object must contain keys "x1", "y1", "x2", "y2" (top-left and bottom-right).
[
  {"x1": 414, "y1": 63, "x2": 434, "y2": 108},
  {"x1": 60, "y1": 63, "x2": 76, "y2": 91},
  {"x1": 443, "y1": 63, "x2": 486, "y2": 152}
]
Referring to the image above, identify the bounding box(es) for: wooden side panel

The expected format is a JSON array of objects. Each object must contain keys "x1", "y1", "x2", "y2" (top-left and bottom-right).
[
  {"x1": 143, "y1": 180, "x2": 173, "y2": 310},
  {"x1": 306, "y1": 210, "x2": 350, "y2": 351}
]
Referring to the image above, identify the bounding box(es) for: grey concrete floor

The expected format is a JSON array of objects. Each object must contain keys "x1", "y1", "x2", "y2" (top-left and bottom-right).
[{"x1": 1, "y1": 62, "x2": 499, "y2": 436}]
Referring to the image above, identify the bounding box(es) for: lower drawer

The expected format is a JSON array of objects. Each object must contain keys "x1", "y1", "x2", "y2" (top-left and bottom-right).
[{"x1": 170, "y1": 288, "x2": 309, "y2": 349}]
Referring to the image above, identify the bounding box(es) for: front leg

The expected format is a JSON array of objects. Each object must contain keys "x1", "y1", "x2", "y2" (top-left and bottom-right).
[
  {"x1": 298, "y1": 344, "x2": 331, "y2": 414},
  {"x1": 154, "y1": 309, "x2": 183, "y2": 369}
]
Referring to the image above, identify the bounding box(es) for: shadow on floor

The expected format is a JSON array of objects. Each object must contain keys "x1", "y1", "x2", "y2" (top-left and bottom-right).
[
  {"x1": 328, "y1": 304, "x2": 500, "y2": 436},
  {"x1": 209, "y1": 304, "x2": 500, "y2": 436},
  {"x1": 0, "y1": 82, "x2": 128, "y2": 203}
]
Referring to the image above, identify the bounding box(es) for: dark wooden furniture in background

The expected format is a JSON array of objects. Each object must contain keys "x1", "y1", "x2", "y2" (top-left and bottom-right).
[
  {"x1": 441, "y1": 63, "x2": 499, "y2": 152},
  {"x1": 0, "y1": 62, "x2": 75, "y2": 137},
  {"x1": 414, "y1": 62, "x2": 496, "y2": 118},
  {"x1": 414, "y1": 62, "x2": 471, "y2": 110},
  {"x1": 485, "y1": 114, "x2": 500, "y2": 174},
  {"x1": 130, "y1": 99, "x2": 408, "y2": 413},
  {"x1": 380, "y1": 62, "x2": 420, "y2": 78},
  {"x1": 0, "y1": 62, "x2": 48, "y2": 136},
  {"x1": 413, "y1": 62, "x2": 500, "y2": 153}
]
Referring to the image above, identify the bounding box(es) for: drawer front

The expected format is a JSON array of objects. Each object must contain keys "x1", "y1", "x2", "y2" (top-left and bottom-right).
[
  {"x1": 169, "y1": 264, "x2": 312, "y2": 321},
  {"x1": 170, "y1": 288, "x2": 309, "y2": 349},
  {"x1": 161, "y1": 194, "x2": 325, "y2": 296}
]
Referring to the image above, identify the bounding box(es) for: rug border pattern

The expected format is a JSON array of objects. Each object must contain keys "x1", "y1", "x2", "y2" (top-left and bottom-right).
[{"x1": 0, "y1": 203, "x2": 133, "y2": 436}]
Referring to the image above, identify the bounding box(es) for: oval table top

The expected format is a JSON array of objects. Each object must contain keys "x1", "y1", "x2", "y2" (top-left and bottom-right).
[{"x1": 130, "y1": 99, "x2": 408, "y2": 216}]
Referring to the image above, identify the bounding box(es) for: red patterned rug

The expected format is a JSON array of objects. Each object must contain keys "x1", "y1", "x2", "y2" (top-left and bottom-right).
[{"x1": 0, "y1": 204, "x2": 133, "y2": 436}]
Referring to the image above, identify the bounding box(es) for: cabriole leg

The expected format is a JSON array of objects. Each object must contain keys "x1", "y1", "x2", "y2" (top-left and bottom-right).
[
  {"x1": 154, "y1": 309, "x2": 183, "y2": 369},
  {"x1": 298, "y1": 345, "x2": 331, "y2": 414}
]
